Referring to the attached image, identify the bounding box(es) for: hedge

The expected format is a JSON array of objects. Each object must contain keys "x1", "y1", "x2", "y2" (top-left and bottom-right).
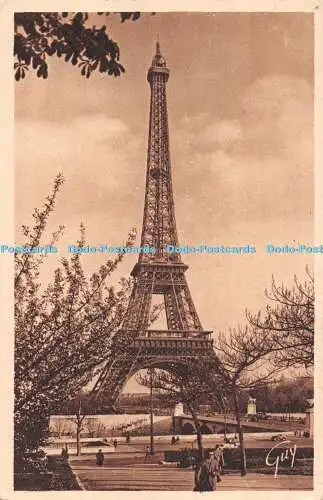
[
  {"x1": 14, "y1": 457, "x2": 81, "y2": 490},
  {"x1": 164, "y1": 446, "x2": 313, "y2": 475}
]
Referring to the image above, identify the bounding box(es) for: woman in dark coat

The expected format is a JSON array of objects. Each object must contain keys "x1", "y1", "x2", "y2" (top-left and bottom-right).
[
  {"x1": 194, "y1": 452, "x2": 218, "y2": 492},
  {"x1": 96, "y1": 449, "x2": 104, "y2": 466}
]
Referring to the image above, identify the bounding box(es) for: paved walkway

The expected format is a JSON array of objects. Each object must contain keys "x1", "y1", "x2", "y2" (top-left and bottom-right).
[{"x1": 70, "y1": 457, "x2": 313, "y2": 491}]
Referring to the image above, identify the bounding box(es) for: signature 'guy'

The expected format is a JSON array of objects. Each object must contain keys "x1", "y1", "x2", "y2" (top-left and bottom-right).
[{"x1": 265, "y1": 440, "x2": 297, "y2": 477}]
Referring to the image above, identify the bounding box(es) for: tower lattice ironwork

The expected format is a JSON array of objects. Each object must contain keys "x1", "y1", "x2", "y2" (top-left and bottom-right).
[{"x1": 92, "y1": 43, "x2": 214, "y2": 410}]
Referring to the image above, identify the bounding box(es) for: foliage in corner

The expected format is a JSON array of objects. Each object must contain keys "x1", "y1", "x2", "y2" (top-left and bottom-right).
[{"x1": 14, "y1": 12, "x2": 141, "y2": 81}]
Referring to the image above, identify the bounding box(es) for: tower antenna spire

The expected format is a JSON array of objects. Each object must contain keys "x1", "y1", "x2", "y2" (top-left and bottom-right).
[{"x1": 156, "y1": 35, "x2": 161, "y2": 55}]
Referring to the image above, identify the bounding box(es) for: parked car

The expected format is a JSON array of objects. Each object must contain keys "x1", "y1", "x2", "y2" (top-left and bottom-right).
[
  {"x1": 257, "y1": 412, "x2": 269, "y2": 420},
  {"x1": 249, "y1": 415, "x2": 258, "y2": 422},
  {"x1": 271, "y1": 434, "x2": 287, "y2": 442}
]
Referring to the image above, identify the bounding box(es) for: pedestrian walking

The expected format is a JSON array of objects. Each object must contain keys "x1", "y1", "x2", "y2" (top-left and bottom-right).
[
  {"x1": 145, "y1": 445, "x2": 150, "y2": 459},
  {"x1": 113, "y1": 439, "x2": 118, "y2": 449},
  {"x1": 61, "y1": 444, "x2": 69, "y2": 460},
  {"x1": 213, "y1": 445, "x2": 224, "y2": 482},
  {"x1": 96, "y1": 449, "x2": 104, "y2": 466},
  {"x1": 194, "y1": 452, "x2": 218, "y2": 492}
]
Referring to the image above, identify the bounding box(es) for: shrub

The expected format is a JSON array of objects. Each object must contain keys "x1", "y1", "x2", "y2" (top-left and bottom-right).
[{"x1": 14, "y1": 450, "x2": 48, "y2": 474}]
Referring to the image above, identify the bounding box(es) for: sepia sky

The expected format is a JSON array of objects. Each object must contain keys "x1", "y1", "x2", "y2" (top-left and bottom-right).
[{"x1": 15, "y1": 12, "x2": 314, "y2": 392}]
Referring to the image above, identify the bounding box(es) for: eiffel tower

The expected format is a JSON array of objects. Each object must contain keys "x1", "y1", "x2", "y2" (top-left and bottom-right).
[{"x1": 92, "y1": 43, "x2": 214, "y2": 410}]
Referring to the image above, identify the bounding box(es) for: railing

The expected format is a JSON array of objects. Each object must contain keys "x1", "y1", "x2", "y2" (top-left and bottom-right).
[{"x1": 143, "y1": 330, "x2": 212, "y2": 339}]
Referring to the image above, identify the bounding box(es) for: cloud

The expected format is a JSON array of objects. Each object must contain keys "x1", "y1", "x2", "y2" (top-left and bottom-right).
[
  {"x1": 202, "y1": 120, "x2": 242, "y2": 147},
  {"x1": 169, "y1": 75, "x2": 313, "y2": 341},
  {"x1": 15, "y1": 113, "x2": 146, "y2": 247},
  {"x1": 238, "y1": 75, "x2": 313, "y2": 160},
  {"x1": 16, "y1": 114, "x2": 129, "y2": 163},
  {"x1": 173, "y1": 74, "x2": 313, "y2": 230}
]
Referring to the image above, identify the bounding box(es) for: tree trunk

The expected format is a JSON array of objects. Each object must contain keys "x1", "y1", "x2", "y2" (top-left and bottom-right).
[
  {"x1": 76, "y1": 423, "x2": 81, "y2": 456},
  {"x1": 233, "y1": 389, "x2": 247, "y2": 476},
  {"x1": 189, "y1": 405, "x2": 204, "y2": 460},
  {"x1": 75, "y1": 400, "x2": 85, "y2": 457}
]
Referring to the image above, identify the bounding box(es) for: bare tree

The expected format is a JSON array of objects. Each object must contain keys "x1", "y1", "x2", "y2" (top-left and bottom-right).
[
  {"x1": 137, "y1": 366, "x2": 222, "y2": 459},
  {"x1": 86, "y1": 418, "x2": 107, "y2": 438},
  {"x1": 198, "y1": 271, "x2": 314, "y2": 475},
  {"x1": 51, "y1": 418, "x2": 67, "y2": 439},
  {"x1": 246, "y1": 269, "x2": 314, "y2": 369},
  {"x1": 200, "y1": 324, "x2": 285, "y2": 476}
]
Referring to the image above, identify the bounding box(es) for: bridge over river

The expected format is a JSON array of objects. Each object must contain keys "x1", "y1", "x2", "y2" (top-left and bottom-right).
[{"x1": 173, "y1": 414, "x2": 305, "y2": 434}]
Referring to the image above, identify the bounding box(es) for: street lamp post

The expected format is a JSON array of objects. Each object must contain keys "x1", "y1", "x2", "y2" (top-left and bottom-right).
[
  {"x1": 224, "y1": 409, "x2": 227, "y2": 441},
  {"x1": 149, "y1": 368, "x2": 155, "y2": 455}
]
